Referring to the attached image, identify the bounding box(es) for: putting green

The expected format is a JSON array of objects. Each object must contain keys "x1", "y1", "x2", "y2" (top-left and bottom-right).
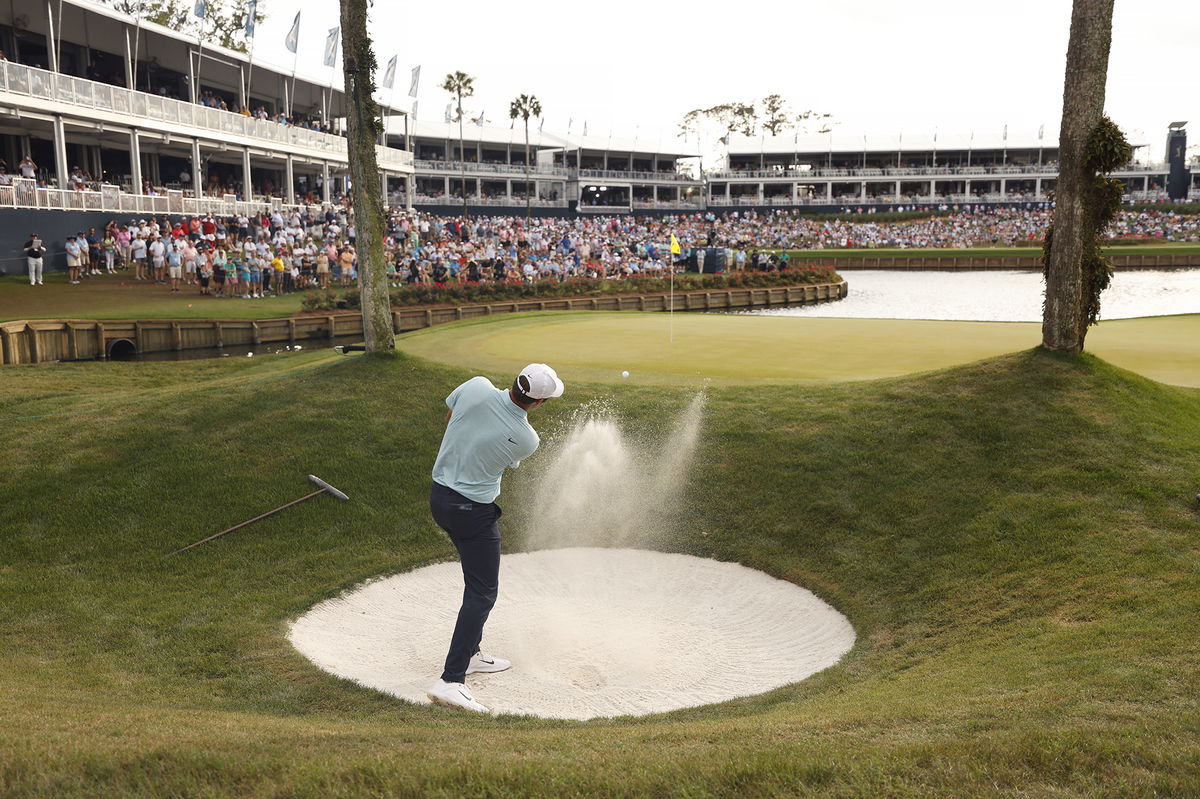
[{"x1": 397, "y1": 311, "x2": 1200, "y2": 387}]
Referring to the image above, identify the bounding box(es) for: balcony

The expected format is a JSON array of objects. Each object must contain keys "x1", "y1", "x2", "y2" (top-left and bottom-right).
[
  {"x1": 0, "y1": 176, "x2": 312, "y2": 215},
  {"x1": 414, "y1": 159, "x2": 568, "y2": 177},
  {"x1": 0, "y1": 61, "x2": 412, "y2": 171},
  {"x1": 577, "y1": 168, "x2": 698, "y2": 183}
]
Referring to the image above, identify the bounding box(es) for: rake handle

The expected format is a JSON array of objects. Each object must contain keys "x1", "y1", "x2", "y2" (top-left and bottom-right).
[{"x1": 168, "y1": 488, "x2": 325, "y2": 555}]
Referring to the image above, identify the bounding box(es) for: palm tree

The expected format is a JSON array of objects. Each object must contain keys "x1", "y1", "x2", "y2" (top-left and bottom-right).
[
  {"x1": 337, "y1": 0, "x2": 393, "y2": 354},
  {"x1": 1041, "y1": 0, "x2": 1116, "y2": 352},
  {"x1": 509, "y1": 94, "x2": 542, "y2": 226},
  {"x1": 441, "y1": 70, "x2": 475, "y2": 218}
]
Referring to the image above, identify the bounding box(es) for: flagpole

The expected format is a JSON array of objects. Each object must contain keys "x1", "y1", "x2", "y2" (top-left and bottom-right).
[
  {"x1": 194, "y1": 9, "x2": 206, "y2": 106},
  {"x1": 289, "y1": 50, "x2": 298, "y2": 118},
  {"x1": 244, "y1": 12, "x2": 257, "y2": 112}
]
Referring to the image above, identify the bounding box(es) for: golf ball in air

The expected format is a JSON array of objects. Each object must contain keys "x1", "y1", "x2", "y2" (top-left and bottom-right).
[{"x1": 621, "y1": 370, "x2": 630, "y2": 378}]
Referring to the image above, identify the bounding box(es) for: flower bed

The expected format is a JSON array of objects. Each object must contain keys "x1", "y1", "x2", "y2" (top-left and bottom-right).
[{"x1": 300, "y1": 266, "x2": 842, "y2": 311}]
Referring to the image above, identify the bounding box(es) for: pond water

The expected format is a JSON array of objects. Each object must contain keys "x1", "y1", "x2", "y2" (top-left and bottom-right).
[{"x1": 749, "y1": 269, "x2": 1200, "y2": 322}]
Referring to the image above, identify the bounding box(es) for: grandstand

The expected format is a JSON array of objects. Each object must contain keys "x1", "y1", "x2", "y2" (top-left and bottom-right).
[
  {"x1": 0, "y1": 0, "x2": 413, "y2": 217},
  {"x1": 712, "y1": 130, "x2": 1199, "y2": 208},
  {"x1": 0, "y1": 0, "x2": 1194, "y2": 230},
  {"x1": 391, "y1": 120, "x2": 703, "y2": 214}
]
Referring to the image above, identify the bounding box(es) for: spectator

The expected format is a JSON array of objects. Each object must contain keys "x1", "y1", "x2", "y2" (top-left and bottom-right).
[{"x1": 23, "y1": 233, "x2": 46, "y2": 285}]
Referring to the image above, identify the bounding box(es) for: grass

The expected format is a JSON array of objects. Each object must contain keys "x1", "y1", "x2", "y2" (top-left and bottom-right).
[
  {"x1": 0, "y1": 269, "x2": 314, "y2": 322},
  {"x1": 1, "y1": 324, "x2": 1199, "y2": 797},
  {"x1": 775, "y1": 243, "x2": 1200, "y2": 259},
  {"x1": 396, "y1": 310, "x2": 1200, "y2": 388}
]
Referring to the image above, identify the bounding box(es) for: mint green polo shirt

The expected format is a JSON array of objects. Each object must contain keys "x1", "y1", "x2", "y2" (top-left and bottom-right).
[{"x1": 432, "y1": 376, "x2": 540, "y2": 503}]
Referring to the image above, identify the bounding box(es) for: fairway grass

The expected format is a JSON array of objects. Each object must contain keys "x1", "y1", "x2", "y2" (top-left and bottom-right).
[
  {"x1": 397, "y1": 310, "x2": 1200, "y2": 388},
  {"x1": 2, "y1": 340, "x2": 1199, "y2": 797}
]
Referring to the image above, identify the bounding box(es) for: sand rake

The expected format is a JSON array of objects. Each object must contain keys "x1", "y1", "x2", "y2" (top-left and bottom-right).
[{"x1": 169, "y1": 474, "x2": 349, "y2": 555}]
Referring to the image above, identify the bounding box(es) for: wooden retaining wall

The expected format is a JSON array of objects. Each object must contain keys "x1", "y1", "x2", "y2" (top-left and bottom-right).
[
  {"x1": 816, "y1": 253, "x2": 1200, "y2": 270},
  {"x1": 1, "y1": 281, "x2": 848, "y2": 365}
]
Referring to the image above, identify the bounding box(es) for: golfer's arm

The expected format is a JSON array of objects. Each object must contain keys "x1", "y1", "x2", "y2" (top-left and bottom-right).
[{"x1": 445, "y1": 410, "x2": 452, "y2": 425}]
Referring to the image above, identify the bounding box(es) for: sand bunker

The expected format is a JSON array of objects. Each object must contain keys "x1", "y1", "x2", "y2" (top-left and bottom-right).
[{"x1": 290, "y1": 548, "x2": 855, "y2": 719}]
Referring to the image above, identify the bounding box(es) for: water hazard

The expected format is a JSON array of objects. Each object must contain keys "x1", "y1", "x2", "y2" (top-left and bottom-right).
[{"x1": 748, "y1": 269, "x2": 1200, "y2": 322}]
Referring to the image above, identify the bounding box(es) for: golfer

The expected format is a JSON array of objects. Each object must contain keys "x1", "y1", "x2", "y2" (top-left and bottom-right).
[{"x1": 426, "y1": 363, "x2": 564, "y2": 713}]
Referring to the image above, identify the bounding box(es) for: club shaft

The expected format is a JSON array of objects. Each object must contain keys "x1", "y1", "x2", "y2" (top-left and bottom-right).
[{"x1": 169, "y1": 488, "x2": 325, "y2": 555}]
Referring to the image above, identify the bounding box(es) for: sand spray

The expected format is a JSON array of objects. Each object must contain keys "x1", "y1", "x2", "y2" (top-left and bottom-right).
[{"x1": 516, "y1": 392, "x2": 706, "y2": 553}]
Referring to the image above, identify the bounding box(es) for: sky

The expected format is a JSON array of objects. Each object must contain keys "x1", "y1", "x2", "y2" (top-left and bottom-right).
[{"x1": 249, "y1": 0, "x2": 1198, "y2": 162}]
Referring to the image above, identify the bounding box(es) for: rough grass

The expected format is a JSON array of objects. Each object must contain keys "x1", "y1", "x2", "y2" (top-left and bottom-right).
[{"x1": 1, "y1": 343, "x2": 1198, "y2": 797}]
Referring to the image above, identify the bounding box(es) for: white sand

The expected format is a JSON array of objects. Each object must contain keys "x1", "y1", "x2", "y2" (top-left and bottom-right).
[{"x1": 288, "y1": 548, "x2": 855, "y2": 720}]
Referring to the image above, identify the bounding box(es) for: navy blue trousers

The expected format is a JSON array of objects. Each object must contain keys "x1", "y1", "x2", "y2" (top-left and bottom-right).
[{"x1": 430, "y1": 482, "x2": 501, "y2": 684}]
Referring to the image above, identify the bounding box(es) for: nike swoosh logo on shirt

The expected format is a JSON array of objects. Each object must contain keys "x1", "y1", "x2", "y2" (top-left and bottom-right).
[{"x1": 507, "y1": 438, "x2": 517, "y2": 445}]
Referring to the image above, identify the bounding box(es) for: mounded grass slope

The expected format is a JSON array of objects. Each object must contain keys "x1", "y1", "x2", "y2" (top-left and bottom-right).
[{"x1": 1, "y1": 345, "x2": 1198, "y2": 797}]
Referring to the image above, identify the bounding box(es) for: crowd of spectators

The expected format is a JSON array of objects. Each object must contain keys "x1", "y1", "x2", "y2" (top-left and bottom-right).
[{"x1": 21, "y1": 203, "x2": 1200, "y2": 291}]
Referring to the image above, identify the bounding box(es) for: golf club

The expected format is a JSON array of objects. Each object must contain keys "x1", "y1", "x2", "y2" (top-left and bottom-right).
[{"x1": 169, "y1": 474, "x2": 349, "y2": 555}]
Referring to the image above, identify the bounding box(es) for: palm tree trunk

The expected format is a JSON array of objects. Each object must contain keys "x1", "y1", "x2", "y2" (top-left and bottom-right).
[
  {"x1": 458, "y1": 98, "x2": 468, "y2": 219},
  {"x1": 338, "y1": 0, "x2": 394, "y2": 354},
  {"x1": 524, "y1": 116, "x2": 532, "y2": 225},
  {"x1": 1042, "y1": 0, "x2": 1114, "y2": 352}
]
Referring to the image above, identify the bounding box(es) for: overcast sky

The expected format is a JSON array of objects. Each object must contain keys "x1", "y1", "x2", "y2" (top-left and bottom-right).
[{"x1": 250, "y1": 0, "x2": 1197, "y2": 159}]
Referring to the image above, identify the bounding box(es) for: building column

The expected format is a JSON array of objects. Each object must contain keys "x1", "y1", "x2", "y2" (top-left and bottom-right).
[
  {"x1": 52, "y1": 115, "x2": 68, "y2": 188},
  {"x1": 405, "y1": 175, "x2": 414, "y2": 211},
  {"x1": 129, "y1": 129, "x2": 142, "y2": 194},
  {"x1": 444, "y1": 176, "x2": 450, "y2": 198},
  {"x1": 757, "y1": 182, "x2": 764, "y2": 204},
  {"x1": 380, "y1": 171, "x2": 388, "y2": 207},
  {"x1": 242, "y1": 148, "x2": 252, "y2": 200},
  {"x1": 321, "y1": 161, "x2": 331, "y2": 203},
  {"x1": 1035, "y1": 178, "x2": 1041, "y2": 198},
  {"x1": 191, "y1": 138, "x2": 203, "y2": 197},
  {"x1": 860, "y1": 181, "x2": 867, "y2": 202},
  {"x1": 894, "y1": 180, "x2": 901, "y2": 201},
  {"x1": 964, "y1": 179, "x2": 971, "y2": 200},
  {"x1": 284, "y1": 155, "x2": 294, "y2": 204},
  {"x1": 1000, "y1": 178, "x2": 1007, "y2": 199},
  {"x1": 825, "y1": 182, "x2": 832, "y2": 202},
  {"x1": 929, "y1": 180, "x2": 936, "y2": 199},
  {"x1": 792, "y1": 182, "x2": 798, "y2": 204}
]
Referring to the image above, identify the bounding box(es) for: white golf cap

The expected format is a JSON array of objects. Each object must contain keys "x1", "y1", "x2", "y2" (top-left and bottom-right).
[{"x1": 517, "y1": 363, "x2": 564, "y2": 400}]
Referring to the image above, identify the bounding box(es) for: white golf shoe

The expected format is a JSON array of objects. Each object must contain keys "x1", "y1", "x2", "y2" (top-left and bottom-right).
[
  {"x1": 466, "y1": 651, "x2": 511, "y2": 674},
  {"x1": 427, "y1": 679, "x2": 490, "y2": 713}
]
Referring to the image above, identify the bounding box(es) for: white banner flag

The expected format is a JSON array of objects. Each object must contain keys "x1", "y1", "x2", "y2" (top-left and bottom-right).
[
  {"x1": 284, "y1": 11, "x2": 300, "y2": 53},
  {"x1": 408, "y1": 65, "x2": 421, "y2": 98},
  {"x1": 244, "y1": 0, "x2": 257, "y2": 37},
  {"x1": 382, "y1": 55, "x2": 397, "y2": 89},
  {"x1": 323, "y1": 26, "x2": 340, "y2": 67}
]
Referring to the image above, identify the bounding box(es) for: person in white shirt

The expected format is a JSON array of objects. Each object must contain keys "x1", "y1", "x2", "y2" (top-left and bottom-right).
[{"x1": 148, "y1": 236, "x2": 166, "y2": 283}]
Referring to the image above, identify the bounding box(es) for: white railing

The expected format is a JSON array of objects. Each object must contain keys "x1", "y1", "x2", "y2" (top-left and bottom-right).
[
  {"x1": 414, "y1": 159, "x2": 568, "y2": 177},
  {"x1": 710, "y1": 162, "x2": 1167, "y2": 181},
  {"x1": 577, "y1": 168, "x2": 697, "y2": 183},
  {"x1": 0, "y1": 60, "x2": 413, "y2": 172},
  {"x1": 0, "y1": 177, "x2": 308, "y2": 216},
  {"x1": 410, "y1": 193, "x2": 569, "y2": 208},
  {"x1": 631, "y1": 200, "x2": 706, "y2": 209}
]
